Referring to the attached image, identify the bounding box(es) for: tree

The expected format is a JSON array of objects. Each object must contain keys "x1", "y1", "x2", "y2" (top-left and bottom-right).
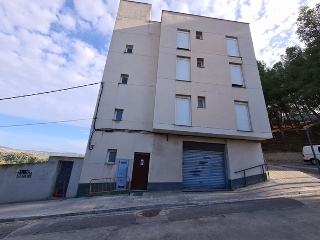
[{"x1": 296, "y1": 3, "x2": 320, "y2": 46}]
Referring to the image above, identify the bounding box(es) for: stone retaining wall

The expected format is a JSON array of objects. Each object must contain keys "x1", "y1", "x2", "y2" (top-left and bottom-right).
[{"x1": 263, "y1": 152, "x2": 303, "y2": 163}]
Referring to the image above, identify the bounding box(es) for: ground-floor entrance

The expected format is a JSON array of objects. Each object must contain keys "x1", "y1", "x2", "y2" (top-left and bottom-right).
[
  {"x1": 53, "y1": 161, "x2": 74, "y2": 197},
  {"x1": 182, "y1": 141, "x2": 227, "y2": 190},
  {"x1": 131, "y1": 153, "x2": 150, "y2": 190}
]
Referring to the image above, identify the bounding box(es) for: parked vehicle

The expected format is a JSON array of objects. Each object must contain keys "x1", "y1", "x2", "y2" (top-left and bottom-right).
[{"x1": 303, "y1": 145, "x2": 320, "y2": 165}]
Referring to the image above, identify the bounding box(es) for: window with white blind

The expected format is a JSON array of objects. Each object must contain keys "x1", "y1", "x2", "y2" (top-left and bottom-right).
[
  {"x1": 234, "y1": 102, "x2": 251, "y2": 131},
  {"x1": 175, "y1": 95, "x2": 191, "y2": 126},
  {"x1": 176, "y1": 57, "x2": 190, "y2": 81},
  {"x1": 229, "y1": 64, "x2": 244, "y2": 86},
  {"x1": 226, "y1": 38, "x2": 239, "y2": 57},
  {"x1": 177, "y1": 30, "x2": 190, "y2": 50}
]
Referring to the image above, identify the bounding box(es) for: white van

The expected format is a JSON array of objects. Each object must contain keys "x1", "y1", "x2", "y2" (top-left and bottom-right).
[{"x1": 303, "y1": 145, "x2": 320, "y2": 165}]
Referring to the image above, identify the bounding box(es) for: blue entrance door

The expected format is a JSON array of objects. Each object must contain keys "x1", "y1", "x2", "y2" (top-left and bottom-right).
[{"x1": 116, "y1": 159, "x2": 129, "y2": 190}]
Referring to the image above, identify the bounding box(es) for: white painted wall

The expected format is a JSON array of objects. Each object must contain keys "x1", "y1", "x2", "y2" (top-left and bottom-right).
[
  {"x1": 153, "y1": 11, "x2": 272, "y2": 140},
  {"x1": 0, "y1": 157, "x2": 83, "y2": 204},
  {"x1": 79, "y1": 1, "x2": 271, "y2": 189},
  {"x1": 226, "y1": 140, "x2": 265, "y2": 179},
  {"x1": 79, "y1": 132, "x2": 154, "y2": 183}
]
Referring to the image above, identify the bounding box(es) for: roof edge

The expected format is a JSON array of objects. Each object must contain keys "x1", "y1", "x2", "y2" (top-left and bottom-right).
[
  {"x1": 162, "y1": 10, "x2": 249, "y2": 24},
  {"x1": 121, "y1": 0, "x2": 152, "y2": 6}
]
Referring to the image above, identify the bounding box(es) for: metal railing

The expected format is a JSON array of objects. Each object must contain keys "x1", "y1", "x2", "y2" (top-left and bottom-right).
[
  {"x1": 89, "y1": 177, "x2": 131, "y2": 198},
  {"x1": 234, "y1": 163, "x2": 269, "y2": 187}
]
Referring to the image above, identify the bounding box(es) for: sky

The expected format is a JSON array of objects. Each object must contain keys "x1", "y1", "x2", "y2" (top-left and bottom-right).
[{"x1": 0, "y1": 0, "x2": 318, "y2": 154}]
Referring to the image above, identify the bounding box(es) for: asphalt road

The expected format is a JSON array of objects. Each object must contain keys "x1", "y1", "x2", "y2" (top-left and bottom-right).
[
  {"x1": 270, "y1": 161, "x2": 320, "y2": 178},
  {"x1": 1, "y1": 197, "x2": 320, "y2": 240}
]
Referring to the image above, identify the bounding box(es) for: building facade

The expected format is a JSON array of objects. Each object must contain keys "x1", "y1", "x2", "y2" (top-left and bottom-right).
[{"x1": 77, "y1": 0, "x2": 272, "y2": 196}]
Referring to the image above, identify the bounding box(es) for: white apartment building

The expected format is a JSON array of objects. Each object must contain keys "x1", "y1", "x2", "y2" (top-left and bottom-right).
[{"x1": 77, "y1": 0, "x2": 272, "y2": 196}]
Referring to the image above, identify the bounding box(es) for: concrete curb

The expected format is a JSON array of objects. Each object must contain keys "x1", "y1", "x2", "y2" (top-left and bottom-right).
[{"x1": 1, "y1": 189, "x2": 318, "y2": 223}]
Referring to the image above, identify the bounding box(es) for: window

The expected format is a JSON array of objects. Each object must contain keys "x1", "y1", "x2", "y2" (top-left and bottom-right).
[
  {"x1": 106, "y1": 149, "x2": 117, "y2": 164},
  {"x1": 197, "y1": 97, "x2": 206, "y2": 108},
  {"x1": 125, "y1": 45, "x2": 133, "y2": 53},
  {"x1": 177, "y1": 30, "x2": 190, "y2": 50},
  {"x1": 197, "y1": 58, "x2": 204, "y2": 68},
  {"x1": 196, "y1": 31, "x2": 203, "y2": 40},
  {"x1": 229, "y1": 64, "x2": 244, "y2": 86},
  {"x1": 114, "y1": 109, "x2": 123, "y2": 121},
  {"x1": 176, "y1": 57, "x2": 190, "y2": 81},
  {"x1": 234, "y1": 102, "x2": 251, "y2": 131},
  {"x1": 226, "y1": 37, "x2": 239, "y2": 57},
  {"x1": 120, "y1": 74, "x2": 129, "y2": 84},
  {"x1": 175, "y1": 95, "x2": 191, "y2": 126}
]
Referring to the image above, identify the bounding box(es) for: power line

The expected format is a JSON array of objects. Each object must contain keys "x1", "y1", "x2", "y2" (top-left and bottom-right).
[
  {"x1": 0, "y1": 118, "x2": 93, "y2": 128},
  {"x1": 0, "y1": 82, "x2": 101, "y2": 101}
]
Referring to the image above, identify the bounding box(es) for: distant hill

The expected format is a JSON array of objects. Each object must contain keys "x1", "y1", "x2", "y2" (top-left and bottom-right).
[{"x1": 0, "y1": 146, "x2": 84, "y2": 159}]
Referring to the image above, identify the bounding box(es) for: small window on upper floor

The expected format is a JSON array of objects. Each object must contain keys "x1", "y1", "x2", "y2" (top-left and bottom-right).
[
  {"x1": 196, "y1": 31, "x2": 203, "y2": 40},
  {"x1": 125, "y1": 45, "x2": 133, "y2": 53},
  {"x1": 197, "y1": 58, "x2": 204, "y2": 68},
  {"x1": 177, "y1": 30, "x2": 190, "y2": 50},
  {"x1": 120, "y1": 74, "x2": 129, "y2": 84},
  {"x1": 229, "y1": 64, "x2": 244, "y2": 87},
  {"x1": 114, "y1": 109, "x2": 123, "y2": 121},
  {"x1": 226, "y1": 37, "x2": 239, "y2": 57},
  {"x1": 106, "y1": 149, "x2": 117, "y2": 164},
  {"x1": 197, "y1": 96, "x2": 206, "y2": 108}
]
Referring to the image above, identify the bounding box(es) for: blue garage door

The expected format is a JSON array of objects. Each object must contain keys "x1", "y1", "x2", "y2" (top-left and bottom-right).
[{"x1": 183, "y1": 142, "x2": 226, "y2": 190}]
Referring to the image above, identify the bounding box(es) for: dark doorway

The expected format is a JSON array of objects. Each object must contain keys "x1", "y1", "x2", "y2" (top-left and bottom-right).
[
  {"x1": 53, "y1": 161, "x2": 74, "y2": 197},
  {"x1": 131, "y1": 153, "x2": 150, "y2": 190}
]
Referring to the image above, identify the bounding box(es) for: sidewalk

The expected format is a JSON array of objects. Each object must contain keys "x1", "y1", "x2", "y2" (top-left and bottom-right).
[{"x1": 0, "y1": 165, "x2": 319, "y2": 222}]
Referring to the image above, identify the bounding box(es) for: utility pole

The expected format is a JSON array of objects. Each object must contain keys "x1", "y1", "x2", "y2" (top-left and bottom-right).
[{"x1": 303, "y1": 124, "x2": 320, "y2": 175}]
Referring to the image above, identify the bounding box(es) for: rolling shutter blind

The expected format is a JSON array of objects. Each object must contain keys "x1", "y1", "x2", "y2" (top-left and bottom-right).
[
  {"x1": 176, "y1": 58, "x2": 190, "y2": 81},
  {"x1": 175, "y1": 96, "x2": 191, "y2": 126},
  {"x1": 226, "y1": 38, "x2": 239, "y2": 56},
  {"x1": 177, "y1": 31, "x2": 190, "y2": 49},
  {"x1": 229, "y1": 64, "x2": 243, "y2": 85},
  {"x1": 235, "y1": 103, "x2": 251, "y2": 131}
]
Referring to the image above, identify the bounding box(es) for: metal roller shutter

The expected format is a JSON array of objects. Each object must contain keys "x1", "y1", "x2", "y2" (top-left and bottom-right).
[{"x1": 183, "y1": 144, "x2": 226, "y2": 190}]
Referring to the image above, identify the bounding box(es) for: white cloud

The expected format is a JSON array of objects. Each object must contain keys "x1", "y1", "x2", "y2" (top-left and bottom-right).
[
  {"x1": 59, "y1": 13, "x2": 77, "y2": 31},
  {"x1": 0, "y1": 0, "x2": 63, "y2": 34},
  {"x1": 0, "y1": 0, "x2": 106, "y2": 128},
  {"x1": 73, "y1": 0, "x2": 117, "y2": 34}
]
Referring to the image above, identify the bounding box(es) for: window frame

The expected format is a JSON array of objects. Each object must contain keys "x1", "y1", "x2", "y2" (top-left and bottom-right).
[
  {"x1": 176, "y1": 56, "x2": 191, "y2": 81},
  {"x1": 125, "y1": 45, "x2": 133, "y2": 53},
  {"x1": 119, "y1": 74, "x2": 129, "y2": 84},
  {"x1": 106, "y1": 149, "x2": 117, "y2": 164},
  {"x1": 177, "y1": 29, "x2": 190, "y2": 50},
  {"x1": 175, "y1": 95, "x2": 191, "y2": 126},
  {"x1": 197, "y1": 58, "x2": 204, "y2": 68},
  {"x1": 234, "y1": 101, "x2": 252, "y2": 132},
  {"x1": 229, "y1": 63, "x2": 244, "y2": 87},
  {"x1": 114, "y1": 109, "x2": 124, "y2": 121},
  {"x1": 196, "y1": 31, "x2": 203, "y2": 40},
  {"x1": 197, "y1": 96, "x2": 206, "y2": 108},
  {"x1": 226, "y1": 37, "x2": 240, "y2": 57}
]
